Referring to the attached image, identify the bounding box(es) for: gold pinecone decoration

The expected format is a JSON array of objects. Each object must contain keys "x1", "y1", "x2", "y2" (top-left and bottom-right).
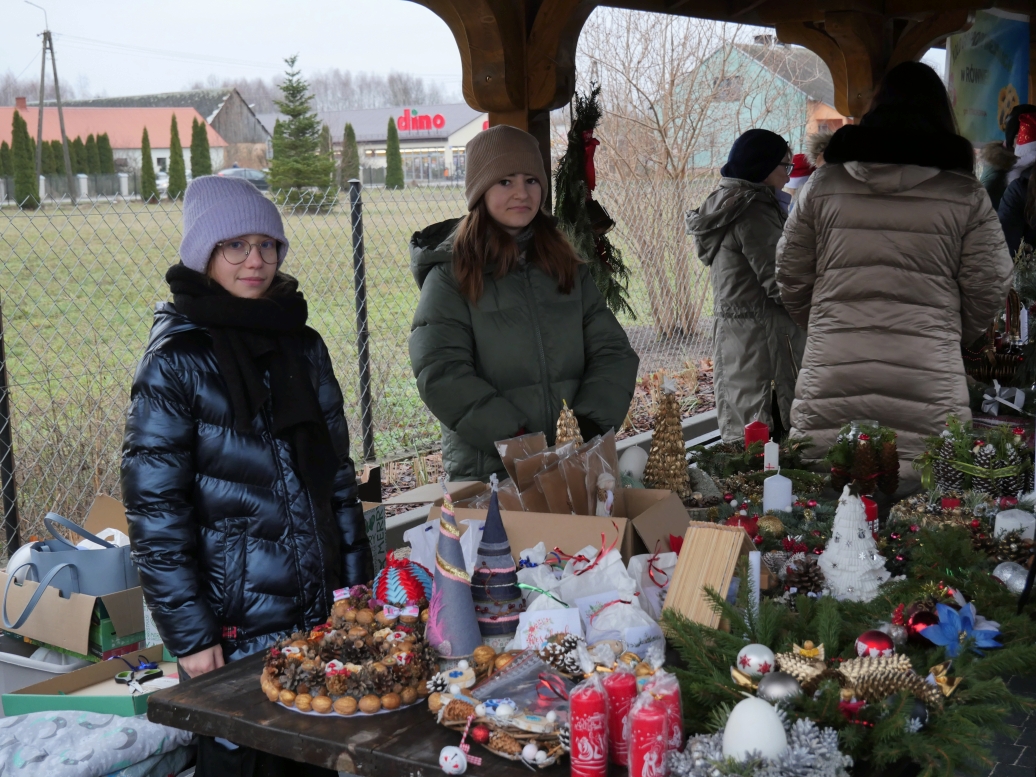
[
  {"x1": 444, "y1": 699, "x2": 476, "y2": 722},
  {"x1": 556, "y1": 399, "x2": 583, "y2": 447},
  {"x1": 643, "y1": 382, "x2": 691, "y2": 498},
  {"x1": 785, "y1": 555, "x2": 824, "y2": 595},
  {"x1": 757, "y1": 514, "x2": 786, "y2": 536},
  {"x1": 838, "y1": 656, "x2": 942, "y2": 706},
  {"x1": 775, "y1": 653, "x2": 828, "y2": 689},
  {"x1": 971, "y1": 525, "x2": 1034, "y2": 564}
]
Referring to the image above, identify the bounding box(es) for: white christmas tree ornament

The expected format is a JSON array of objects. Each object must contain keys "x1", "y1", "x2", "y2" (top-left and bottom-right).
[{"x1": 817, "y1": 486, "x2": 890, "y2": 602}]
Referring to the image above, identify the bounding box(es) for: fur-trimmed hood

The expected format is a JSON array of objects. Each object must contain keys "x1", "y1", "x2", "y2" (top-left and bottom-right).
[
  {"x1": 981, "y1": 141, "x2": 1018, "y2": 172},
  {"x1": 824, "y1": 105, "x2": 974, "y2": 173}
]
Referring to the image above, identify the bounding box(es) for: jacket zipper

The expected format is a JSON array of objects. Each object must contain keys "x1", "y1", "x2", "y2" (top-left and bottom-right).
[{"x1": 522, "y1": 266, "x2": 553, "y2": 435}]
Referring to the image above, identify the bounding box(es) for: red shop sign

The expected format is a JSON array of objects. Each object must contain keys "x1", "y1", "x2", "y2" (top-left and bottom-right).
[{"x1": 397, "y1": 109, "x2": 446, "y2": 131}]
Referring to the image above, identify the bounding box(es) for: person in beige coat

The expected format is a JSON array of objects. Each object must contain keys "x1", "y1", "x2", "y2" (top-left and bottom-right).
[{"x1": 776, "y1": 62, "x2": 1013, "y2": 470}]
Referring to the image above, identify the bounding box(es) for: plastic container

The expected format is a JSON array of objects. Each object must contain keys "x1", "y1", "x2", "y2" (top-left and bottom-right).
[{"x1": 0, "y1": 635, "x2": 89, "y2": 715}]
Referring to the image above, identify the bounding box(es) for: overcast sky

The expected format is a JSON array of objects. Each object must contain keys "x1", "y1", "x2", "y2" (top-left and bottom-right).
[{"x1": 2, "y1": 0, "x2": 463, "y2": 97}]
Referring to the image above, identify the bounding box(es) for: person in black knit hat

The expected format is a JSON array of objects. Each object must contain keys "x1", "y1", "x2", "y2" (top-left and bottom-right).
[{"x1": 687, "y1": 129, "x2": 804, "y2": 443}]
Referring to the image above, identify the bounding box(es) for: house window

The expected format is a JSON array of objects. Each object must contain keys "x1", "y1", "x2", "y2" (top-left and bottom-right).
[
  {"x1": 156, "y1": 157, "x2": 167, "y2": 172},
  {"x1": 714, "y1": 76, "x2": 743, "y2": 102}
]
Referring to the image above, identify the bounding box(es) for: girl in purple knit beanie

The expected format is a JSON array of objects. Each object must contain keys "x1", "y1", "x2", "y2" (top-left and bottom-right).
[{"x1": 121, "y1": 175, "x2": 369, "y2": 777}]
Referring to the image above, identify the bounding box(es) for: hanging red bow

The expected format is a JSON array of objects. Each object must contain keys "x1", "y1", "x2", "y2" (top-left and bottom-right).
[{"x1": 582, "y1": 130, "x2": 600, "y2": 194}]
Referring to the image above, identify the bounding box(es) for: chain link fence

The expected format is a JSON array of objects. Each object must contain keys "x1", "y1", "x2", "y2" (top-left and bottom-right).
[{"x1": 0, "y1": 179, "x2": 716, "y2": 561}]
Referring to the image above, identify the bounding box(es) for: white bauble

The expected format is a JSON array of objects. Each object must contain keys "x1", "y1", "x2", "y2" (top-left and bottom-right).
[
  {"x1": 535, "y1": 750, "x2": 548, "y2": 763},
  {"x1": 449, "y1": 684, "x2": 461, "y2": 696},
  {"x1": 522, "y1": 744, "x2": 539, "y2": 762},
  {"x1": 474, "y1": 704, "x2": 486, "y2": 718},
  {"x1": 735, "y1": 643, "x2": 775, "y2": 677},
  {"x1": 496, "y1": 703, "x2": 514, "y2": 718},
  {"x1": 722, "y1": 697, "x2": 788, "y2": 761},
  {"x1": 439, "y1": 746, "x2": 468, "y2": 775},
  {"x1": 619, "y1": 447, "x2": 649, "y2": 481}
]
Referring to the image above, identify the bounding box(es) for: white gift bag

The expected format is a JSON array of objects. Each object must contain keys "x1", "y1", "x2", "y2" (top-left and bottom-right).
[
  {"x1": 584, "y1": 598, "x2": 664, "y2": 655},
  {"x1": 627, "y1": 551, "x2": 678, "y2": 621},
  {"x1": 556, "y1": 545, "x2": 636, "y2": 605}
]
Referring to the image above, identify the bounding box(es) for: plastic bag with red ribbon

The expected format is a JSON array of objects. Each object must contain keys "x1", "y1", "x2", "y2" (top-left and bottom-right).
[
  {"x1": 644, "y1": 669, "x2": 683, "y2": 752},
  {"x1": 584, "y1": 598, "x2": 664, "y2": 655},
  {"x1": 626, "y1": 548, "x2": 677, "y2": 621},
  {"x1": 626, "y1": 690, "x2": 670, "y2": 777},
  {"x1": 556, "y1": 524, "x2": 636, "y2": 605}
]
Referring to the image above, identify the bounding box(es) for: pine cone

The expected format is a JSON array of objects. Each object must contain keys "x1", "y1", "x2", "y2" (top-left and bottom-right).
[
  {"x1": 444, "y1": 699, "x2": 477, "y2": 722},
  {"x1": 785, "y1": 556, "x2": 824, "y2": 595},
  {"x1": 877, "y1": 439, "x2": 900, "y2": 495},
  {"x1": 933, "y1": 437, "x2": 963, "y2": 491},
  {"x1": 838, "y1": 655, "x2": 941, "y2": 706},
  {"x1": 490, "y1": 731, "x2": 523, "y2": 756},
  {"x1": 972, "y1": 443, "x2": 996, "y2": 494},
  {"x1": 557, "y1": 725, "x2": 571, "y2": 753},
  {"x1": 426, "y1": 672, "x2": 450, "y2": 694},
  {"x1": 850, "y1": 438, "x2": 879, "y2": 490},
  {"x1": 775, "y1": 652, "x2": 828, "y2": 690},
  {"x1": 1000, "y1": 445, "x2": 1023, "y2": 497}
]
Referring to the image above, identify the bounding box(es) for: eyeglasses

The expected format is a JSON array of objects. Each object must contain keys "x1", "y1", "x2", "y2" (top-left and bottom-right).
[
  {"x1": 782, "y1": 162, "x2": 795, "y2": 173},
  {"x1": 217, "y1": 238, "x2": 279, "y2": 265}
]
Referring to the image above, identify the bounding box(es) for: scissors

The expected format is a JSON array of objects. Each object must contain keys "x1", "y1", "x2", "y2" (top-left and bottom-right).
[{"x1": 112, "y1": 655, "x2": 163, "y2": 694}]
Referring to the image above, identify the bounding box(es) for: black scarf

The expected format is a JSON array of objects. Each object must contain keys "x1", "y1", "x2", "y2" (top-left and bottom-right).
[{"x1": 166, "y1": 264, "x2": 338, "y2": 505}]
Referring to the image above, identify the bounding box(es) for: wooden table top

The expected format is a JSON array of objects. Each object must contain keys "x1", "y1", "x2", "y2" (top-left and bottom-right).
[{"x1": 146, "y1": 652, "x2": 569, "y2": 776}]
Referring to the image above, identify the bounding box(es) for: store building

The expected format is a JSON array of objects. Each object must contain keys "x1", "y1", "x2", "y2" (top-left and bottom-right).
[{"x1": 257, "y1": 103, "x2": 487, "y2": 185}]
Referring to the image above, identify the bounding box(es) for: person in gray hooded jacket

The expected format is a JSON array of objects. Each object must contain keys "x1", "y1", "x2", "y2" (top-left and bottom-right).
[{"x1": 687, "y1": 129, "x2": 805, "y2": 442}]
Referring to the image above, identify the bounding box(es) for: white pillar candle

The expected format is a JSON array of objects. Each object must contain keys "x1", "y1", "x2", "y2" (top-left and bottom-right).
[
  {"x1": 993, "y1": 509, "x2": 1036, "y2": 541},
  {"x1": 748, "y1": 550, "x2": 761, "y2": 616},
  {"x1": 762, "y1": 473, "x2": 793, "y2": 513},
  {"x1": 763, "y1": 440, "x2": 779, "y2": 472}
]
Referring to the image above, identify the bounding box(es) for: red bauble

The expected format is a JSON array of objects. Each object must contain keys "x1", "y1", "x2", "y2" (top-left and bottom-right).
[
  {"x1": 470, "y1": 724, "x2": 491, "y2": 745},
  {"x1": 970, "y1": 519, "x2": 981, "y2": 529},
  {"x1": 807, "y1": 499, "x2": 818, "y2": 508},
  {"x1": 907, "y1": 610, "x2": 940, "y2": 644},
  {"x1": 725, "y1": 515, "x2": 758, "y2": 537},
  {"x1": 855, "y1": 629, "x2": 895, "y2": 658},
  {"x1": 724, "y1": 493, "x2": 735, "y2": 503}
]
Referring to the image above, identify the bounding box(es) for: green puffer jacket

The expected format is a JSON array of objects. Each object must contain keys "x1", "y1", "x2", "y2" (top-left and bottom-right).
[{"x1": 409, "y1": 218, "x2": 639, "y2": 481}]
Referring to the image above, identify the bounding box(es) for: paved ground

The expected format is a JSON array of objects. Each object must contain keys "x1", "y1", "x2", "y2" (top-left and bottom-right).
[{"x1": 986, "y1": 675, "x2": 1035, "y2": 777}]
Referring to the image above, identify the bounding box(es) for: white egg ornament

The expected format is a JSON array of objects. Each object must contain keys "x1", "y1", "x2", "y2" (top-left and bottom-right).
[
  {"x1": 439, "y1": 746, "x2": 468, "y2": 775},
  {"x1": 735, "y1": 643, "x2": 775, "y2": 677},
  {"x1": 522, "y1": 744, "x2": 539, "y2": 762},
  {"x1": 722, "y1": 697, "x2": 788, "y2": 761}
]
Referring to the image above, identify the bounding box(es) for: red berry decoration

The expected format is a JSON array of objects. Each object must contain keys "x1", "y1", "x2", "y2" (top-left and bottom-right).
[
  {"x1": 970, "y1": 519, "x2": 981, "y2": 529},
  {"x1": 807, "y1": 499, "x2": 818, "y2": 508},
  {"x1": 855, "y1": 630, "x2": 895, "y2": 658},
  {"x1": 470, "y1": 724, "x2": 491, "y2": 745},
  {"x1": 753, "y1": 534, "x2": 764, "y2": 545}
]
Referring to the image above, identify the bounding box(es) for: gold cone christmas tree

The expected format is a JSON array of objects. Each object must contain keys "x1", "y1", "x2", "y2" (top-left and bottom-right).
[
  {"x1": 556, "y1": 399, "x2": 583, "y2": 446},
  {"x1": 643, "y1": 379, "x2": 691, "y2": 498}
]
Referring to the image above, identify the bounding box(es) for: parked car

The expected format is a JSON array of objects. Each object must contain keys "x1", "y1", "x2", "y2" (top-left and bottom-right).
[
  {"x1": 217, "y1": 167, "x2": 269, "y2": 191},
  {"x1": 155, "y1": 172, "x2": 169, "y2": 194}
]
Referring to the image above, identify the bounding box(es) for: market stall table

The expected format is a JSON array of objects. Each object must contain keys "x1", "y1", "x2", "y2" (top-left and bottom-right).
[{"x1": 146, "y1": 652, "x2": 573, "y2": 776}]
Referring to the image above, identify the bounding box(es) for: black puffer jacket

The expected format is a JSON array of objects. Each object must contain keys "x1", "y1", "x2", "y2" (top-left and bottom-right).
[{"x1": 121, "y1": 303, "x2": 372, "y2": 659}]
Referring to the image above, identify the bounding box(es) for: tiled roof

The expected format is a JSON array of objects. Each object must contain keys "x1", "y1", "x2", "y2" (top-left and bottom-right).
[
  {"x1": 59, "y1": 89, "x2": 233, "y2": 124},
  {"x1": 256, "y1": 103, "x2": 485, "y2": 142},
  {"x1": 0, "y1": 106, "x2": 227, "y2": 149}
]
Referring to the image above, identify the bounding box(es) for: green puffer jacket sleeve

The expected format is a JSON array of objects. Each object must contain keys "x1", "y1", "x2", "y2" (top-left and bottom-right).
[
  {"x1": 410, "y1": 263, "x2": 530, "y2": 454},
  {"x1": 571, "y1": 268, "x2": 641, "y2": 432}
]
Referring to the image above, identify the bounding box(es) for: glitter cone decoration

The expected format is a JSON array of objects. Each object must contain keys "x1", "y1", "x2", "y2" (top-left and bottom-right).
[
  {"x1": 427, "y1": 481, "x2": 483, "y2": 658},
  {"x1": 556, "y1": 399, "x2": 583, "y2": 446},
  {"x1": 471, "y1": 476, "x2": 523, "y2": 638},
  {"x1": 817, "y1": 486, "x2": 890, "y2": 602},
  {"x1": 643, "y1": 378, "x2": 691, "y2": 498}
]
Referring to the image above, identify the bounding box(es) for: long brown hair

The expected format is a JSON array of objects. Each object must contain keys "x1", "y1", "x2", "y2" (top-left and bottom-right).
[{"x1": 452, "y1": 200, "x2": 582, "y2": 303}]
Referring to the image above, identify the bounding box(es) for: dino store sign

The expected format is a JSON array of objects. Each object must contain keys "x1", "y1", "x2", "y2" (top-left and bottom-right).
[{"x1": 397, "y1": 109, "x2": 447, "y2": 132}]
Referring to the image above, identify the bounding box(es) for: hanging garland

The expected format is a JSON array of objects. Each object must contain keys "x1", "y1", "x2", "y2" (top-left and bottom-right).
[{"x1": 553, "y1": 83, "x2": 635, "y2": 318}]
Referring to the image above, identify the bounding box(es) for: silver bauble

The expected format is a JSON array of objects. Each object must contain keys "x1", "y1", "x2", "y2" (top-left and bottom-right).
[
  {"x1": 756, "y1": 671, "x2": 802, "y2": 704},
  {"x1": 993, "y1": 562, "x2": 1030, "y2": 595},
  {"x1": 877, "y1": 621, "x2": 908, "y2": 646}
]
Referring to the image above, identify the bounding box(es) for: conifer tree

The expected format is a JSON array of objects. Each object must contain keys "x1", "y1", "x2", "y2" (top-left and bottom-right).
[
  {"x1": 318, "y1": 123, "x2": 333, "y2": 158},
  {"x1": 167, "y1": 115, "x2": 187, "y2": 199},
  {"x1": 268, "y1": 55, "x2": 335, "y2": 200},
  {"x1": 11, "y1": 111, "x2": 39, "y2": 209},
  {"x1": 340, "y1": 122, "x2": 359, "y2": 187},
  {"x1": 139, "y1": 127, "x2": 159, "y2": 204},
  {"x1": 71, "y1": 136, "x2": 86, "y2": 174},
  {"x1": 40, "y1": 138, "x2": 55, "y2": 175},
  {"x1": 85, "y1": 134, "x2": 100, "y2": 174},
  {"x1": 50, "y1": 140, "x2": 64, "y2": 175},
  {"x1": 97, "y1": 134, "x2": 115, "y2": 174},
  {"x1": 190, "y1": 117, "x2": 213, "y2": 177},
  {"x1": 0, "y1": 141, "x2": 11, "y2": 178},
  {"x1": 384, "y1": 117, "x2": 404, "y2": 190}
]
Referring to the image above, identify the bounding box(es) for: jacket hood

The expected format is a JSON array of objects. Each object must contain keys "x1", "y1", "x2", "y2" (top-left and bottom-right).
[
  {"x1": 687, "y1": 178, "x2": 777, "y2": 266},
  {"x1": 824, "y1": 107, "x2": 975, "y2": 174},
  {"x1": 981, "y1": 141, "x2": 1018, "y2": 172},
  {"x1": 410, "y1": 217, "x2": 462, "y2": 289}
]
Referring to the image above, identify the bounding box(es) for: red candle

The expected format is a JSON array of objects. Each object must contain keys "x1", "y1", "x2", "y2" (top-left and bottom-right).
[
  {"x1": 602, "y1": 670, "x2": 637, "y2": 765},
  {"x1": 629, "y1": 695, "x2": 668, "y2": 777},
  {"x1": 647, "y1": 672, "x2": 683, "y2": 752},
  {"x1": 941, "y1": 497, "x2": 961, "y2": 510},
  {"x1": 861, "y1": 495, "x2": 879, "y2": 538},
  {"x1": 744, "y1": 420, "x2": 769, "y2": 448},
  {"x1": 570, "y1": 681, "x2": 609, "y2": 777}
]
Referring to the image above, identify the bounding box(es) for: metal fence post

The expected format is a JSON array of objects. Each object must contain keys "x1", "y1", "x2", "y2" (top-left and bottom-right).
[
  {"x1": 349, "y1": 179, "x2": 376, "y2": 463},
  {"x1": 0, "y1": 295, "x2": 21, "y2": 554}
]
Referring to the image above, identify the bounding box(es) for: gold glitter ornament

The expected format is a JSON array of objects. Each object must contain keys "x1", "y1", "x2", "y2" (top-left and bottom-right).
[{"x1": 757, "y1": 514, "x2": 786, "y2": 535}]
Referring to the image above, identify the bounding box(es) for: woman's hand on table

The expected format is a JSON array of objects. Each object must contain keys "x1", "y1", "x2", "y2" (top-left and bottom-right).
[{"x1": 180, "y1": 645, "x2": 225, "y2": 678}]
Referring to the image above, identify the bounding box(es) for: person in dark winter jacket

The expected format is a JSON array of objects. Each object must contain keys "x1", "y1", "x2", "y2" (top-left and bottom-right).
[
  {"x1": 998, "y1": 113, "x2": 1036, "y2": 255},
  {"x1": 687, "y1": 129, "x2": 805, "y2": 443},
  {"x1": 982, "y1": 104, "x2": 1036, "y2": 210},
  {"x1": 121, "y1": 175, "x2": 370, "y2": 777},
  {"x1": 409, "y1": 125, "x2": 639, "y2": 481}
]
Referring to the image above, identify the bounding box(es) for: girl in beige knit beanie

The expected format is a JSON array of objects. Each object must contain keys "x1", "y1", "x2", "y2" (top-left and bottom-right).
[{"x1": 408, "y1": 124, "x2": 639, "y2": 482}]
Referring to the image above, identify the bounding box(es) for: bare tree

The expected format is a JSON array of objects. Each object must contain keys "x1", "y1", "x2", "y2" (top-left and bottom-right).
[{"x1": 0, "y1": 71, "x2": 77, "y2": 105}]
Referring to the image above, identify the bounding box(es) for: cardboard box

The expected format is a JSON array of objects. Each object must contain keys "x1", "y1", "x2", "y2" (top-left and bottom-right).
[
  {"x1": 2, "y1": 645, "x2": 176, "y2": 717},
  {"x1": 383, "y1": 481, "x2": 484, "y2": 505},
  {"x1": 0, "y1": 495, "x2": 144, "y2": 660},
  {"x1": 427, "y1": 489, "x2": 689, "y2": 563}
]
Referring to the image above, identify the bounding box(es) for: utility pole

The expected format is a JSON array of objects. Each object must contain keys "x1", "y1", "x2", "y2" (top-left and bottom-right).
[{"x1": 26, "y1": 2, "x2": 76, "y2": 203}]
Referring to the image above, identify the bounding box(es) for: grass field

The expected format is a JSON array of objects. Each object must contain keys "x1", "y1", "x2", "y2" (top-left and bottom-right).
[{"x1": 0, "y1": 184, "x2": 712, "y2": 542}]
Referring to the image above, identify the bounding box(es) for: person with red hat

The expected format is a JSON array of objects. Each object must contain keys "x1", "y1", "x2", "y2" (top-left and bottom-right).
[
  {"x1": 998, "y1": 112, "x2": 1036, "y2": 254},
  {"x1": 980, "y1": 103, "x2": 1036, "y2": 210},
  {"x1": 784, "y1": 153, "x2": 816, "y2": 212}
]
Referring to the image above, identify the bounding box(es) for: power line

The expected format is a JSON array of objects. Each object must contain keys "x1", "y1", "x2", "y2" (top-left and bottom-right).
[{"x1": 52, "y1": 33, "x2": 281, "y2": 70}]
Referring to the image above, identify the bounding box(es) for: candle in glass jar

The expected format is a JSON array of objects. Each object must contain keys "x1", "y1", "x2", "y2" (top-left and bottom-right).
[
  {"x1": 570, "y1": 681, "x2": 609, "y2": 777},
  {"x1": 745, "y1": 420, "x2": 769, "y2": 448},
  {"x1": 602, "y1": 670, "x2": 637, "y2": 765},
  {"x1": 763, "y1": 440, "x2": 779, "y2": 471},
  {"x1": 762, "y1": 473, "x2": 792, "y2": 513},
  {"x1": 629, "y1": 695, "x2": 668, "y2": 777}
]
